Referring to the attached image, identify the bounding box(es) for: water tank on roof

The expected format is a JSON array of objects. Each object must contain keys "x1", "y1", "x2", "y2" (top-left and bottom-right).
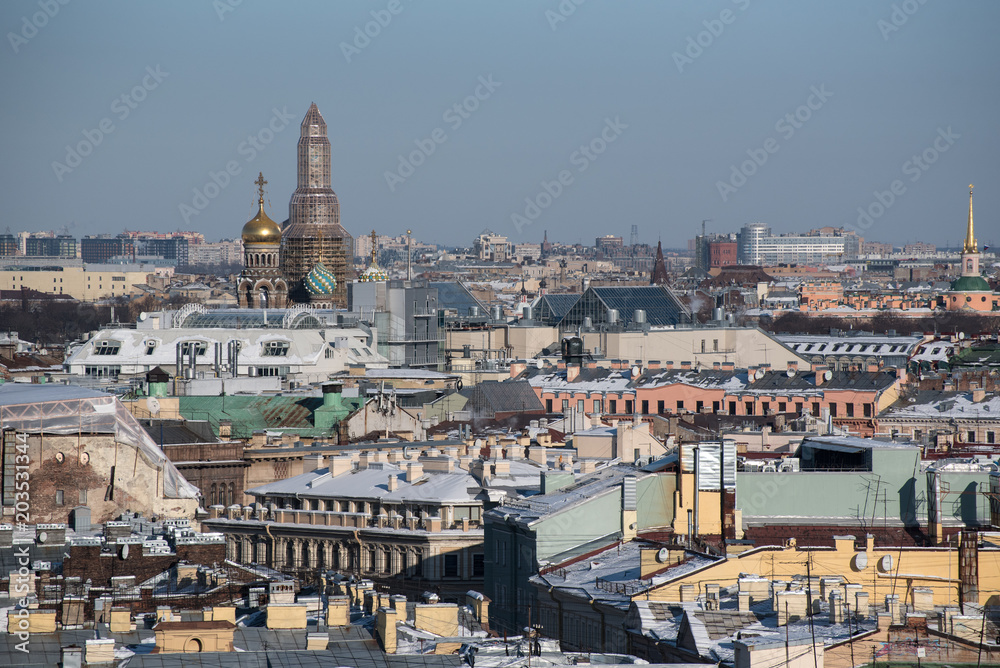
[
  {"x1": 634, "y1": 309, "x2": 646, "y2": 325},
  {"x1": 469, "y1": 306, "x2": 479, "y2": 317},
  {"x1": 583, "y1": 316, "x2": 593, "y2": 330},
  {"x1": 491, "y1": 305, "x2": 502, "y2": 321},
  {"x1": 607, "y1": 309, "x2": 619, "y2": 325}
]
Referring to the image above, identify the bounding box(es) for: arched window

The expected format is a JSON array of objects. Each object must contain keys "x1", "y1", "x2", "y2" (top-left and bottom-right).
[
  {"x1": 211, "y1": 483, "x2": 217, "y2": 506},
  {"x1": 229, "y1": 483, "x2": 236, "y2": 506}
]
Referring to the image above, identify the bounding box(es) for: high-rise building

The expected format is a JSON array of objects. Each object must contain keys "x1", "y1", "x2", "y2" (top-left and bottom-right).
[
  {"x1": 281, "y1": 103, "x2": 353, "y2": 307},
  {"x1": 736, "y1": 224, "x2": 859, "y2": 265},
  {"x1": 0, "y1": 233, "x2": 18, "y2": 257},
  {"x1": 25, "y1": 235, "x2": 76, "y2": 258},
  {"x1": 81, "y1": 235, "x2": 134, "y2": 263}
]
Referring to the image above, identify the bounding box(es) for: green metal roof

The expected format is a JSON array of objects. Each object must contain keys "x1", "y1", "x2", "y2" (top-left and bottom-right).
[
  {"x1": 177, "y1": 394, "x2": 362, "y2": 439},
  {"x1": 949, "y1": 275, "x2": 992, "y2": 292}
]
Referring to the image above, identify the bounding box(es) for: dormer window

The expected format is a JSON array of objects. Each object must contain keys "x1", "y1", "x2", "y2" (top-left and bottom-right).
[
  {"x1": 180, "y1": 341, "x2": 208, "y2": 357},
  {"x1": 94, "y1": 340, "x2": 121, "y2": 356},
  {"x1": 262, "y1": 341, "x2": 290, "y2": 357}
]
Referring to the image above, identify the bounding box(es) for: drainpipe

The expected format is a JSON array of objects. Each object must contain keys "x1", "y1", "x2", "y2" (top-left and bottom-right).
[{"x1": 692, "y1": 445, "x2": 700, "y2": 543}]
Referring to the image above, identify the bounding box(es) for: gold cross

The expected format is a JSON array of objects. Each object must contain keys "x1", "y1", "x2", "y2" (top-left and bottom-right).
[{"x1": 255, "y1": 172, "x2": 268, "y2": 201}]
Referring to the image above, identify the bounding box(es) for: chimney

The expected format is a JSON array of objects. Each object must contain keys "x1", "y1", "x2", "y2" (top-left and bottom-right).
[
  {"x1": 405, "y1": 462, "x2": 423, "y2": 482},
  {"x1": 786, "y1": 361, "x2": 798, "y2": 371},
  {"x1": 664, "y1": 361, "x2": 674, "y2": 370},
  {"x1": 387, "y1": 474, "x2": 399, "y2": 492},
  {"x1": 328, "y1": 455, "x2": 354, "y2": 477},
  {"x1": 566, "y1": 363, "x2": 580, "y2": 382},
  {"x1": 303, "y1": 454, "x2": 324, "y2": 473},
  {"x1": 509, "y1": 360, "x2": 526, "y2": 378},
  {"x1": 646, "y1": 360, "x2": 660, "y2": 370},
  {"x1": 815, "y1": 365, "x2": 828, "y2": 386},
  {"x1": 867, "y1": 363, "x2": 879, "y2": 373},
  {"x1": 712, "y1": 362, "x2": 721, "y2": 370},
  {"x1": 973, "y1": 388, "x2": 986, "y2": 402},
  {"x1": 722, "y1": 361, "x2": 735, "y2": 372},
  {"x1": 680, "y1": 360, "x2": 692, "y2": 370},
  {"x1": 218, "y1": 420, "x2": 232, "y2": 439}
]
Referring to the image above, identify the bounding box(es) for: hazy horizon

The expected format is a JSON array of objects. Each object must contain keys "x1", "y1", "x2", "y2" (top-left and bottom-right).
[{"x1": 2, "y1": 1, "x2": 997, "y2": 247}]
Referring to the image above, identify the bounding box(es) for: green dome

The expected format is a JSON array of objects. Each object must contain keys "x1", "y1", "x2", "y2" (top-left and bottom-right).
[{"x1": 950, "y1": 275, "x2": 992, "y2": 292}]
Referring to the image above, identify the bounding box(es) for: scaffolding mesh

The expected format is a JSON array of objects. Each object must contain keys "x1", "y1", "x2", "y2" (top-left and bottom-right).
[{"x1": 0, "y1": 385, "x2": 199, "y2": 499}]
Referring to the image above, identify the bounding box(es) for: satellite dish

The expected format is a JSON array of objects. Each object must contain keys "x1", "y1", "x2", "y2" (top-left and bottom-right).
[
  {"x1": 878, "y1": 554, "x2": 893, "y2": 572},
  {"x1": 959, "y1": 332, "x2": 965, "y2": 340},
  {"x1": 853, "y1": 552, "x2": 868, "y2": 571},
  {"x1": 824, "y1": 370, "x2": 833, "y2": 381},
  {"x1": 631, "y1": 366, "x2": 641, "y2": 378},
  {"x1": 146, "y1": 397, "x2": 160, "y2": 416},
  {"x1": 121, "y1": 544, "x2": 130, "y2": 560},
  {"x1": 37, "y1": 531, "x2": 48, "y2": 544},
  {"x1": 139, "y1": 312, "x2": 148, "y2": 321},
  {"x1": 656, "y1": 547, "x2": 670, "y2": 563}
]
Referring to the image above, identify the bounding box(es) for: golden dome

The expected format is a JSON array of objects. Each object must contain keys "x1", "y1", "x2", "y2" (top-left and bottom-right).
[{"x1": 242, "y1": 172, "x2": 281, "y2": 244}]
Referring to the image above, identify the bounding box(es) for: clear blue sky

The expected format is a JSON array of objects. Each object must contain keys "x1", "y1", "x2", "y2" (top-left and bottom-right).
[{"x1": 2, "y1": 0, "x2": 997, "y2": 247}]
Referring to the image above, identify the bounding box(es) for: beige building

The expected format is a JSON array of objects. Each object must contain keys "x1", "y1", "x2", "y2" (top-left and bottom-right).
[
  {"x1": 0, "y1": 264, "x2": 158, "y2": 301},
  {"x1": 581, "y1": 327, "x2": 809, "y2": 370}
]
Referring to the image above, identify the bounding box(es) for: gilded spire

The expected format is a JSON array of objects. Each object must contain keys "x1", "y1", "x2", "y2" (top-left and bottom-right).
[
  {"x1": 964, "y1": 184, "x2": 977, "y2": 254},
  {"x1": 370, "y1": 229, "x2": 378, "y2": 265}
]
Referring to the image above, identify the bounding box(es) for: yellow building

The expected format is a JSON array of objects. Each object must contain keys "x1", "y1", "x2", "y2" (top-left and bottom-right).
[{"x1": 0, "y1": 264, "x2": 154, "y2": 301}]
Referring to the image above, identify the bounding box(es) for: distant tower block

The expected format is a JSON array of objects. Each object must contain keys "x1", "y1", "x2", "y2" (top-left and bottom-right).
[
  {"x1": 282, "y1": 103, "x2": 353, "y2": 307},
  {"x1": 630, "y1": 224, "x2": 639, "y2": 246}
]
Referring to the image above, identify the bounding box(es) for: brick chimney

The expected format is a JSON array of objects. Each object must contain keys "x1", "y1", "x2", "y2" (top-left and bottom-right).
[
  {"x1": 786, "y1": 361, "x2": 798, "y2": 371},
  {"x1": 680, "y1": 361, "x2": 692, "y2": 370},
  {"x1": 509, "y1": 360, "x2": 527, "y2": 378},
  {"x1": 387, "y1": 474, "x2": 399, "y2": 492},
  {"x1": 665, "y1": 361, "x2": 674, "y2": 370},
  {"x1": 815, "y1": 366, "x2": 829, "y2": 386},
  {"x1": 722, "y1": 361, "x2": 735, "y2": 372},
  {"x1": 566, "y1": 364, "x2": 580, "y2": 382},
  {"x1": 646, "y1": 360, "x2": 660, "y2": 370}
]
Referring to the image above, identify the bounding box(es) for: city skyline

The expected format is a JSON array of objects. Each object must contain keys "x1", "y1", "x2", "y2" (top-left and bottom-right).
[{"x1": 2, "y1": 1, "x2": 999, "y2": 246}]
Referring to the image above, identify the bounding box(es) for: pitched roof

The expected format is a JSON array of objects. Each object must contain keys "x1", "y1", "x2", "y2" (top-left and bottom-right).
[{"x1": 464, "y1": 380, "x2": 544, "y2": 417}]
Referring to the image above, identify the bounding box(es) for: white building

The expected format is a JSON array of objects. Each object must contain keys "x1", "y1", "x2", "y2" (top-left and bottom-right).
[{"x1": 64, "y1": 305, "x2": 388, "y2": 383}]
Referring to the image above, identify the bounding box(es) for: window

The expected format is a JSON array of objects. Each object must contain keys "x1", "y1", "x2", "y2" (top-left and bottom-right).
[
  {"x1": 609, "y1": 399, "x2": 617, "y2": 414},
  {"x1": 444, "y1": 553, "x2": 459, "y2": 577},
  {"x1": 641, "y1": 400, "x2": 649, "y2": 414},
  {"x1": 145, "y1": 341, "x2": 156, "y2": 355},
  {"x1": 778, "y1": 402, "x2": 786, "y2": 412},
  {"x1": 625, "y1": 400, "x2": 633, "y2": 414},
  {"x1": 676, "y1": 400, "x2": 684, "y2": 410},
  {"x1": 864, "y1": 404, "x2": 872, "y2": 418},
  {"x1": 593, "y1": 399, "x2": 603, "y2": 413},
  {"x1": 812, "y1": 402, "x2": 820, "y2": 416},
  {"x1": 745, "y1": 402, "x2": 754, "y2": 415},
  {"x1": 545, "y1": 399, "x2": 553, "y2": 413},
  {"x1": 713, "y1": 401, "x2": 720, "y2": 413},
  {"x1": 729, "y1": 401, "x2": 736, "y2": 415},
  {"x1": 713, "y1": 339, "x2": 719, "y2": 352},
  {"x1": 577, "y1": 399, "x2": 584, "y2": 412},
  {"x1": 846, "y1": 403, "x2": 854, "y2": 417},
  {"x1": 967, "y1": 430, "x2": 976, "y2": 443},
  {"x1": 795, "y1": 402, "x2": 803, "y2": 415},
  {"x1": 262, "y1": 340, "x2": 290, "y2": 357},
  {"x1": 180, "y1": 341, "x2": 207, "y2": 357},
  {"x1": 700, "y1": 340, "x2": 706, "y2": 353},
  {"x1": 79, "y1": 489, "x2": 87, "y2": 504},
  {"x1": 762, "y1": 401, "x2": 770, "y2": 414},
  {"x1": 473, "y1": 554, "x2": 485, "y2": 578},
  {"x1": 988, "y1": 431, "x2": 996, "y2": 444},
  {"x1": 829, "y1": 403, "x2": 838, "y2": 417},
  {"x1": 696, "y1": 400, "x2": 704, "y2": 412},
  {"x1": 94, "y1": 339, "x2": 121, "y2": 355},
  {"x1": 562, "y1": 399, "x2": 569, "y2": 412},
  {"x1": 55, "y1": 490, "x2": 64, "y2": 506}
]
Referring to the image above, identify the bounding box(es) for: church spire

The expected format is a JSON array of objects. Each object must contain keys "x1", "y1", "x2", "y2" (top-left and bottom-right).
[{"x1": 964, "y1": 184, "x2": 977, "y2": 254}]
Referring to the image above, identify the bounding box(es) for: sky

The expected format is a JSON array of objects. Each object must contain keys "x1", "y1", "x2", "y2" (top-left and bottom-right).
[{"x1": 2, "y1": 1, "x2": 998, "y2": 248}]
